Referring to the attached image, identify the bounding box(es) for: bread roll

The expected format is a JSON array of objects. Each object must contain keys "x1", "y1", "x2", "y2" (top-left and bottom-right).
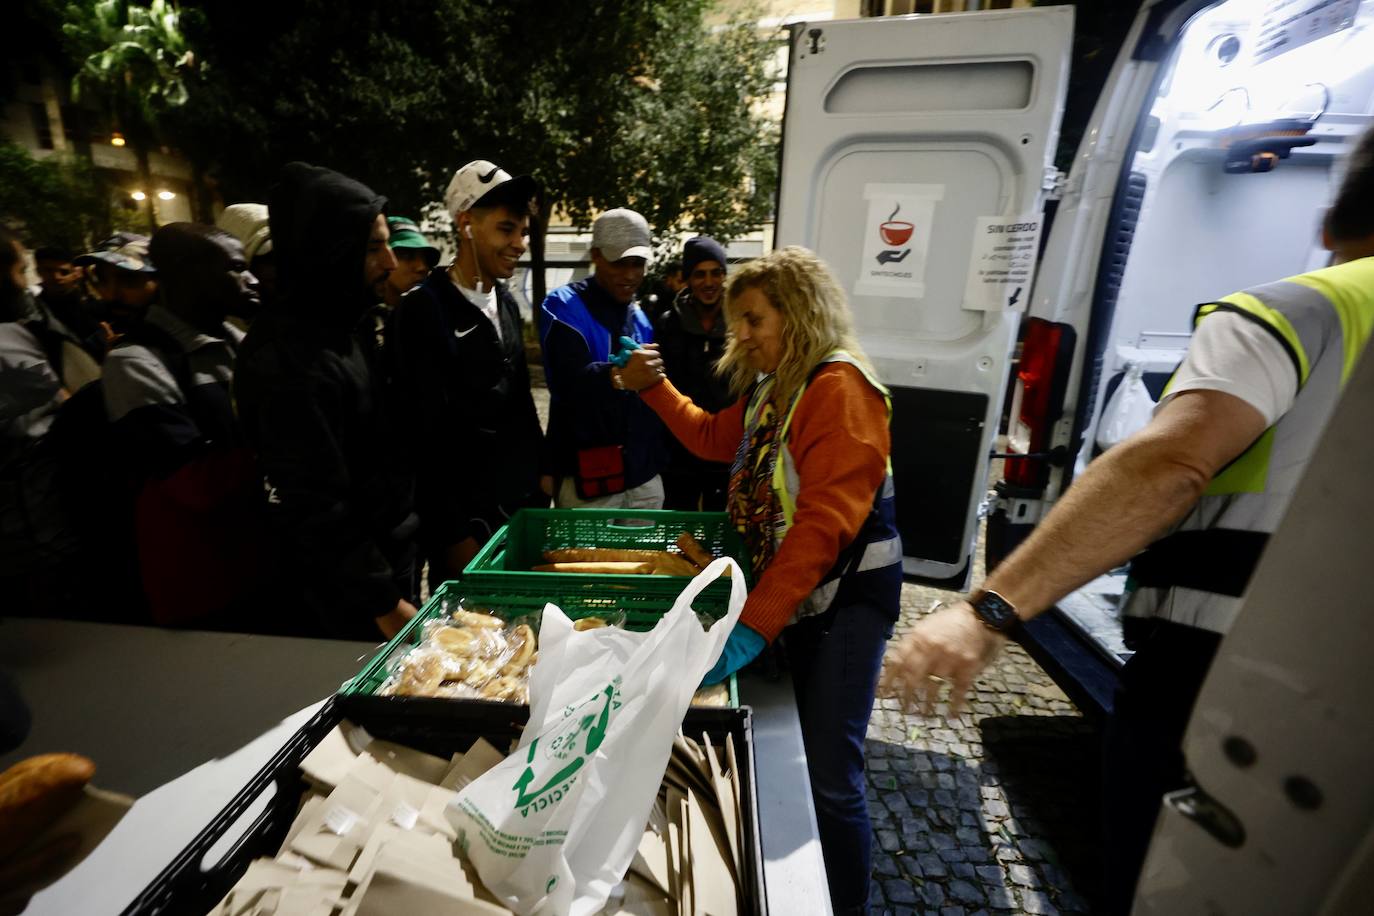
[
  {"x1": 0, "y1": 753, "x2": 96, "y2": 861},
  {"x1": 573, "y1": 617, "x2": 609, "y2": 631}
]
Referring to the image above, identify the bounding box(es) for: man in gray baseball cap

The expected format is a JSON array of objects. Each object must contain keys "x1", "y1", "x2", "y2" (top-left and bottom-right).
[{"x1": 538, "y1": 207, "x2": 668, "y2": 509}]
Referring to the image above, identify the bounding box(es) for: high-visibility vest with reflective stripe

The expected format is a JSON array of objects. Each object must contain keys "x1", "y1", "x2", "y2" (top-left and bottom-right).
[
  {"x1": 743, "y1": 350, "x2": 903, "y2": 624},
  {"x1": 1124, "y1": 256, "x2": 1374, "y2": 634}
]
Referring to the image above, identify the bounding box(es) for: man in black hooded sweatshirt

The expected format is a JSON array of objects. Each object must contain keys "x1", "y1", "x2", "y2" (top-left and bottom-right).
[{"x1": 235, "y1": 163, "x2": 418, "y2": 640}]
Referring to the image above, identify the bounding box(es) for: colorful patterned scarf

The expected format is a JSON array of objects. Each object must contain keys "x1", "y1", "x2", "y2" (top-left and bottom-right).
[{"x1": 728, "y1": 379, "x2": 784, "y2": 577}]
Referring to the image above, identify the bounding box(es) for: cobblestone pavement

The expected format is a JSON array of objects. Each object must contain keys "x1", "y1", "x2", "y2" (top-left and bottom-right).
[
  {"x1": 529, "y1": 383, "x2": 1103, "y2": 914},
  {"x1": 867, "y1": 582, "x2": 1102, "y2": 916}
]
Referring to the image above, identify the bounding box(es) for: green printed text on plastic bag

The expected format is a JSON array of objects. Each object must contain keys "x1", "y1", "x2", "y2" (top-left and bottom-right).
[{"x1": 514, "y1": 677, "x2": 622, "y2": 816}]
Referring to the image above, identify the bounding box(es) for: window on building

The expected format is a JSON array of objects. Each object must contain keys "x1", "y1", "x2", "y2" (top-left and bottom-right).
[
  {"x1": 29, "y1": 103, "x2": 54, "y2": 150},
  {"x1": 61, "y1": 105, "x2": 87, "y2": 146}
]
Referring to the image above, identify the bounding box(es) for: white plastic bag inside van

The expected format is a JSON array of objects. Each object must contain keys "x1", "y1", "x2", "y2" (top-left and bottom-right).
[{"x1": 1096, "y1": 362, "x2": 1156, "y2": 451}]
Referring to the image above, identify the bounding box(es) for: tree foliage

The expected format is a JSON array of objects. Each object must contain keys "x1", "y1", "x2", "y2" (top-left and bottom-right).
[
  {"x1": 170, "y1": 0, "x2": 781, "y2": 292},
  {"x1": 0, "y1": 140, "x2": 126, "y2": 249},
  {"x1": 61, "y1": 0, "x2": 196, "y2": 229},
  {"x1": 63, "y1": 0, "x2": 196, "y2": 123}
]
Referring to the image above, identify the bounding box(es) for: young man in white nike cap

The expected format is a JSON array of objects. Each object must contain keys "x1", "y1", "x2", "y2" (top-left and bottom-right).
[
  {"x1": 388, "y1": 160, "x2": 551, "y2": 588},
  {"x1": 538, "y1": 208, "x2": 669, "y2": 508}
]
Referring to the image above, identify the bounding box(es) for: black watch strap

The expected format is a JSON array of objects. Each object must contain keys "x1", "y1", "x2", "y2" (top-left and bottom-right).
[{"x1": 970, "y1": 589, "x2": 1020, "y2": 633}]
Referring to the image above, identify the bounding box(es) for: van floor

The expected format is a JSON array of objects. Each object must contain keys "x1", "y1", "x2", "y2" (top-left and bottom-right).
[{"x1": 528, "y1": 383, "x2": 1103, "y2": 913}]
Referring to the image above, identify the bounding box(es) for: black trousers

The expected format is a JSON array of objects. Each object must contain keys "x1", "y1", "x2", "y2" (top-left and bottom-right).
[
  {"x1": 1102, "y1": 619, "x2": 1222, "y2": 914},
  {"x1": 660, "y1": 466, "x2": 728, "y2": 512}
]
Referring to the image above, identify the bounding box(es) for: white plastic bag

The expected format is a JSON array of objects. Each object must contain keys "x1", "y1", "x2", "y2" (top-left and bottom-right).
[
  {"x1": 446, "y1": 557, "x2": 746, "y2": 916},
  {"x1": 1096, "y1": 361, "x2": 1156, "y2": 451}
]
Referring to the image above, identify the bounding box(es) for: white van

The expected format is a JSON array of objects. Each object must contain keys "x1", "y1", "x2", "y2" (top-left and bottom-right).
[{"x1": 775, "y1": 0, "x2": 1374, "y2": 714}]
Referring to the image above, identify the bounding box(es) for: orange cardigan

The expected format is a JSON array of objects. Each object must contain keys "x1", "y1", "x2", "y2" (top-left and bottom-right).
[{"x1": 641, "y1": 362, "x2": 890, "y2": 641}]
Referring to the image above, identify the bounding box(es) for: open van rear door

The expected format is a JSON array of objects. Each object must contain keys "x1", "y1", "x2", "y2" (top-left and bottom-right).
[{"x1": 775, "y1": 7, "x2": 1074, "y2": 585}]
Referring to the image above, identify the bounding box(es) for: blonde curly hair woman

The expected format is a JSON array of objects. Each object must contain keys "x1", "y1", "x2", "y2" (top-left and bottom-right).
[{"x1": 628, "y1": 246, "x2": 902, "y2": 915}]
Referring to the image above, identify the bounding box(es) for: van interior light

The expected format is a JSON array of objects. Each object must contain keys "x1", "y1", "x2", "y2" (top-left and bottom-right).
[
  {"x1": 157, "y1": 190, "x2": 175, "y2": 200},
  {"x1": 1164, "y1": 0, "x2": 1373, "y2": 126},
  {"x1": 130, "y1": 190, "x2": 146, "y2": 201}
]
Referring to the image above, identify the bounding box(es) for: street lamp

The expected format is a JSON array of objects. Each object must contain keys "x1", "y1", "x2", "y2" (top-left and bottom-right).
[
  {"x1": 157, "y1": 190, "x2": 175, "y2": 200},
  {"x1": 130, "y1": 190, "x2": 146, "y2": 201},
  {"x1": 111, "y1": 131, "x2": 126, "y2": 147}
]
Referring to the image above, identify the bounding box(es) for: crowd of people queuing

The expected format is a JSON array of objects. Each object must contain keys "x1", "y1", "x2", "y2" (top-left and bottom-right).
[{"x1": 2, "y1": 155, "x2": 772, "y2": 638}]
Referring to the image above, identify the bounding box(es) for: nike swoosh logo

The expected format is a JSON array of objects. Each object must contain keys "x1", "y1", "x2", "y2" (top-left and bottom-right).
[
  {"x1": 454, "y1": 326, "x2": 479, "y2": 338},
  {"x1": 477, "y1": 167, "x2": 500, "y2": 184}
]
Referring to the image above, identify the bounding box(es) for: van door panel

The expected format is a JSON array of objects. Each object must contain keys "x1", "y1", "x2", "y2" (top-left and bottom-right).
[{"x1": 776, "y1": 7, "x2": 1074, "y2": 584}]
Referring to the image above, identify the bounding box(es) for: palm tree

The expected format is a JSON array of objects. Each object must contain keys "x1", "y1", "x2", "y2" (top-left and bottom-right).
[{"x1": 63, "y1": 0, "x2": 195, "y2": 232}]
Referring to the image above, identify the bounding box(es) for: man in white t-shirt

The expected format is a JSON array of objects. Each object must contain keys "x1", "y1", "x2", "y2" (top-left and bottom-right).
[
  {"x1": 388, "y1": 161, "x2": 552, "y2": 589},
  {"x1": 883, "y1": 125, "x2": 1374, "y2": 913}
]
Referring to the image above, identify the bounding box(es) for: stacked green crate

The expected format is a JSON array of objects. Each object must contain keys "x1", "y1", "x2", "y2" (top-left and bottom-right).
[
  {"x1": 343, "y1": 581, "x2": 740, "y2": 706},
  {"x1": 461, "y1": 508, "x2": 752, "y2": 603}
]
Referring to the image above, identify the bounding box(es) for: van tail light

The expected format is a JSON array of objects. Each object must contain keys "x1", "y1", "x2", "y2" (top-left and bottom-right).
[{"x1": 1004, "y1": 318, "x2": 1075, "y2": 490}]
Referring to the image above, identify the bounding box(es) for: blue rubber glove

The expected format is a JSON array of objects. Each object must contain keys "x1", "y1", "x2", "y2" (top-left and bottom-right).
[
  {"x1": 608, "y1": 335, "x2": 642, "y2": 368},
  {"x1": 701, "y1": 623, "x2": 766, "y2": 686}
]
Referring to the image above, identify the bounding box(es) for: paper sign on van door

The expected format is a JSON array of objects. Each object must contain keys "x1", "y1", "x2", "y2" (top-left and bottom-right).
[
  {"x1": 963, "y1": 216, "x2": 1043, "y2": 312},
  {"x1": 854, "y1": 184, "x2": 943, "y2": 300}
]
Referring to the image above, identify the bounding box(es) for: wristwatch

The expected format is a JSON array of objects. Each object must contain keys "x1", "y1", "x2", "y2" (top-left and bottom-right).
[{"x1": 968, "y1": 589, "x2": 1020, "y2": 633}]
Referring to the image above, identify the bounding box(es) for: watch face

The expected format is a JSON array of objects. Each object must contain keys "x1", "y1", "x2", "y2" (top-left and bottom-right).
[{"x1": 974, "y1": 592, "x2": 1018, "y2": 631}]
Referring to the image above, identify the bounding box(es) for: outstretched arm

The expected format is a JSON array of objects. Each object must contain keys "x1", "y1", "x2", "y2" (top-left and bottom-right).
[{"x1": 882, "y1": 388, "x2": 1268, "y2": 714}]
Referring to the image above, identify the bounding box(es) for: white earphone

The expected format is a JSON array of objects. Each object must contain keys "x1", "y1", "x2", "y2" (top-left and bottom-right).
[{"x1": 461, "y1": 220, "x2": 484, "y2": 293}]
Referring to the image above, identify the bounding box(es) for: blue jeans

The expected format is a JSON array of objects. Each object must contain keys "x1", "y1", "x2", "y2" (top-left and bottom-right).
[{"x1": 784, "y1": 598, "x2": 895, "y2": 914}]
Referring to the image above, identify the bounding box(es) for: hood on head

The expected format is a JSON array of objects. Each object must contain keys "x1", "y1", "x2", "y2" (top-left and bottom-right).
[{"x1": 269, "y1": 162, "x2": 386, "y2": 329}]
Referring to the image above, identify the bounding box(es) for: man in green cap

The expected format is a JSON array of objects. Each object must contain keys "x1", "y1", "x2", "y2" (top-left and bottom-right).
[{"x1": 383, "y1": 216, "x2": 440, "y2": 309}]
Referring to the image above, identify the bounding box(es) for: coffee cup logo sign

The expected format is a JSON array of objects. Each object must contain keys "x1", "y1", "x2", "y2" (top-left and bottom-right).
[
  {"x1": 877, "y1": 202, "x2": 914, "y2": 265},
  {"x1": 855, "y1": 183, "x2": 943, "y2": 300}
]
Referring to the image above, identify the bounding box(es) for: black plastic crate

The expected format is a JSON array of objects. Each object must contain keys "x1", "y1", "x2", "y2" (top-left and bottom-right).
[{"x1": 123, "y1": 693, "x2": 768, "y2": 915}]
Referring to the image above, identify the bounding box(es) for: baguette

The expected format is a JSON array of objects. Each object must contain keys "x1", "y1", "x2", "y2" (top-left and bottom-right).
[
  {"x1": 652, "y1": 553, "x2": 705, "y2": 577},
  {"x1": 543, "y1": 547, "x2": 663, "y2": 564},
  {"x1": 676, "y1": 532, "x2": 715, "y2": 570},
  {"x1": 0, "y1": 754, "x2": 96, "y2": 861},
  {"x1": 546, "y1": 547, "x2": 703, "y2": 577},
  {"x1": 532, "y1": 561, "x2": 653, "y2": 574}
]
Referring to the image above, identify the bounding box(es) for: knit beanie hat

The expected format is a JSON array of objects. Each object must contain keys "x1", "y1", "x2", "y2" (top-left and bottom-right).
[
  {"x1": 216, "y1": 203, "x2": 273, "y2": 263},
  {"x1": 682, "y1": 236, "x2": 727, "y2": 277}
]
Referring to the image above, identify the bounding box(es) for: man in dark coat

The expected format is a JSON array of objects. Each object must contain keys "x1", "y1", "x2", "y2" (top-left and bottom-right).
[
  {"x1": 654, "y1": 236, "x2": 732, "y2": 510},
  {"x1": 235, "y1": 162, "x2": 418, "y2": 640},
  {"x1": 389, "y1": 160, "x2": 550, "y2": 587}
]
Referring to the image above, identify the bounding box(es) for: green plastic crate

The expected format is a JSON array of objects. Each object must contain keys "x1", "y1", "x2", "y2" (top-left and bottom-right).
[
  {"x1": 342, "y1": 581, "x2": 739, "y2": 706},
  {"x1": 461, "y1": 508, "x2": 751, "y2": 605}
]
